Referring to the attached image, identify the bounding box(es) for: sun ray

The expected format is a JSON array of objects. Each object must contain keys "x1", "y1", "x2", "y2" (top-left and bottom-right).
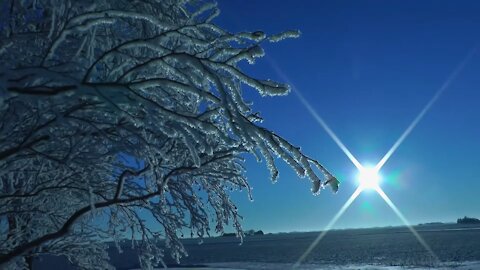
[
  {"x1": 375, "y1": 47, "x2": 477, "y2": 172},
  {"x1": 375, "y1": 186, "x2": 439, "y2": 262},
  {"x1": 266, "y1": 57, "x2": 363, "y2": 171},
  {"x1": 293, "y1": 186, "x2": 363, "y2": 269},
  {"x1": 293, "y1": 89, "x2": 363, "y2": 171}
]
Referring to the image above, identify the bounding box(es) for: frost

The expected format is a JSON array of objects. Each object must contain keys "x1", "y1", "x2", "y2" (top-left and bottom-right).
[
  {"x1": 268, "y1": 30, "x2": 301, "y2": 42},
  {"x1": 325, "y1": 176, "x2": 340, "y2": 193},
  {"x1": 312, "y1": 179, "x2": 322, "y2": 195}
]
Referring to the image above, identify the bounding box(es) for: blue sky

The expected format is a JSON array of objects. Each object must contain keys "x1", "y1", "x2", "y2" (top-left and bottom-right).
[{"x1": 215, "y1": 0, "x2": 480, "y2": 232}]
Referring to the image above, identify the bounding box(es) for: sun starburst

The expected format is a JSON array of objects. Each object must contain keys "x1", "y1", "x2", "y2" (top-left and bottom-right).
[
  {"x1": 267, "y1": 48, "x2": 475, "y2": 269},
  {"x1": 357, "y1": 166, "x2": 381, "y2": 190}
]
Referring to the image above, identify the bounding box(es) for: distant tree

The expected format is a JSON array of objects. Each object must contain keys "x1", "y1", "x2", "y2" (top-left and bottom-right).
[
  {"x1": 457, "y1": 216, "x2": 480, "y2": 224},
  {"x1": 0, "y1": 0, "x2": 339, "y2": 269}
]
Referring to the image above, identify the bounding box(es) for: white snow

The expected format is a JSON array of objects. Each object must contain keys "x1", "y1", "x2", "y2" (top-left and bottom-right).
[{"x1": 131, "y1": 260, "x2": 480, "y2": 270}]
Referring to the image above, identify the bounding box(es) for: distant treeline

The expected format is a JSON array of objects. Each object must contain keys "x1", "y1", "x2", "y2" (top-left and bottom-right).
[
  {"x1": 221, "y1": 230, "x2": 264, "y2": 237},
  {"x1": 457, "y1": 216, "x2": 480, "y2": 224}
]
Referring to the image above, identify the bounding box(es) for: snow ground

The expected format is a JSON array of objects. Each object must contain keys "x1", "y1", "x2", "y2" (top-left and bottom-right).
[
  {"x1": 37, "y1": 224, "x2": 480, "y2": 269},
  {"x1": 132, "y1": 260, "x2": 480, "y2": 270},
  {"x1": 209, "y1": 261, "x2": 480, "y2": 269}
]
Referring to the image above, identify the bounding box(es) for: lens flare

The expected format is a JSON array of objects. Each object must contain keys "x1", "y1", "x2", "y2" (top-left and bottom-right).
[
  {"x1": 375, "y1": 187, "x2": 439, "y2": 262},
  {"x1": 293, "y1": 180, "x2": 439, "y2": 269},
  {"x1": 293, "y1": 89, "x2": 363, "y2": 171},
  {"x1": 266, "y1": 57, "x2": 363, "y2": 171},
  {"x1": 375, "y1": 47, "x2": 477, "y2": 172},
  {"x1": 293, "y1": 187, "x2": 363, "y2": 269}
]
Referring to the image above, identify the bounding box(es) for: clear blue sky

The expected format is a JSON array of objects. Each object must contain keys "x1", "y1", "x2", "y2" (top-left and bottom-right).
[{"x1": 215, "y1": 0, "x2": 480, "y2": 233}]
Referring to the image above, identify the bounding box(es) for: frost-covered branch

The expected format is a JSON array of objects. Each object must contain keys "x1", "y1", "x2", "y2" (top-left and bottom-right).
[{"x1": 0, "y1": 0, "x2": 338, "y2": 269}]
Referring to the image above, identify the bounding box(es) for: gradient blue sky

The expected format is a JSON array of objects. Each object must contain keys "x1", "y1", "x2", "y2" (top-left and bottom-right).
[{"x1": 215, "y1": 0, "x2": 480, "y2": 233}]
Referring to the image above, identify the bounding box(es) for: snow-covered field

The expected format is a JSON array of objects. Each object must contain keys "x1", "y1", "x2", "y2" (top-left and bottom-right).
[
  {"x1": 37, "y1": 224, "x2": 480, "y2": 269},
  {"x1": 208, "y1": 261, "x2": 480, "y2": 269},
  {"x1": 152, "y1": 224, "x2": 480, "y2": 269},
  {"x1": 134, "y1": 261, "x2": 480, "y2": 270}
]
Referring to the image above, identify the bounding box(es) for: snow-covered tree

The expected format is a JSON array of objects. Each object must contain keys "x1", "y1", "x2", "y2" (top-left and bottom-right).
[{"x1": 0, "y1": 0, "x2": 339, "y2": 269}]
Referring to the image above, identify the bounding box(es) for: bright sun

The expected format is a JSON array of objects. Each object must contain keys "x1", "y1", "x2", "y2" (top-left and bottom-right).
[{"x1": 357, "y1": 166, "x2": 381, "y2": 190}]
